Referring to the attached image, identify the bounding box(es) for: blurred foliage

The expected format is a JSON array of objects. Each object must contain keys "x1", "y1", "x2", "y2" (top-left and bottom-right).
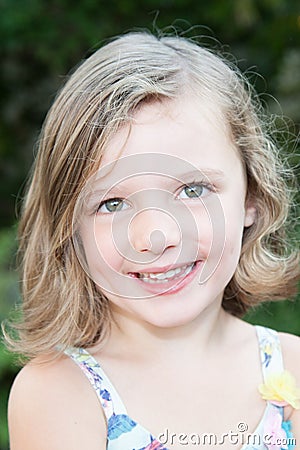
[
  {"x1": 0, "y1": 227, "x2": 20, "y2": 450},
  {"x1": 0, "y1": 0, "x2": 299, "y2": 449}
]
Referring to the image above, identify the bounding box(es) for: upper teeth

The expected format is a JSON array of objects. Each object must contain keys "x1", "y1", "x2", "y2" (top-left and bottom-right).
[{"x1": 137, "y1": 263, "x2": 195, "y2": 283}]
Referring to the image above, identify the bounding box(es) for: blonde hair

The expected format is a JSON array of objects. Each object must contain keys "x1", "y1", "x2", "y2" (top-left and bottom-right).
[{"x1": 5, "y1": 31, "x2": 299, "y2": 358}]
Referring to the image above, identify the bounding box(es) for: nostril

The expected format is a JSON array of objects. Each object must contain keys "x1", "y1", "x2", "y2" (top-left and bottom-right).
[
  {"x1": 127, "y1": 208, "x2": 182, "y2": 254},
  {"x1": 149, "y1": 230, "x2": 167, "y2": 255}
]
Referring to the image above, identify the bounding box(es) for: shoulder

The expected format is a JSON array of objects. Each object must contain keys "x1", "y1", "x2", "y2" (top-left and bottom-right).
[
  {"x1": 278, "y1": 331, "x2": 300, "y2": 438},
  {"x1": 8, "y1": 353, "x2": 107, "y2": 450},
  {"x1": 278, "y1": 331, "x2": 300, "y2": 376}
]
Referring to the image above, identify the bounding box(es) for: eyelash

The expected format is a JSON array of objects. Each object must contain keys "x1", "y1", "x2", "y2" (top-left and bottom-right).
[
  {"x1": 96, "y1": 198, "x2": 130, "y2": 214},
  {"x1": 96, "y1": 181, "x2": 215, "y2": 214},
  {"x1": 176, "y1": 181, "x2": 215, "y2": 200}
]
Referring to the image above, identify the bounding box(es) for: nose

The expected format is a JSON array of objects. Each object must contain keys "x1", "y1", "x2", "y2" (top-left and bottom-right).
[{"x1": 128, "y1": 209, "x2": 181, "y2": 254}]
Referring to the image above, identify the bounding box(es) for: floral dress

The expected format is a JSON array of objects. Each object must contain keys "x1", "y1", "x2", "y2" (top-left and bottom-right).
[{"x1": 64, "y1": 326, "x2": 299, "y2": 449}]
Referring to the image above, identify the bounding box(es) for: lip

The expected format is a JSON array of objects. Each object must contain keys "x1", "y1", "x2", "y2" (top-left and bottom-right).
[{"x1": 128, "y1": 260, "x2": 203, "y2": 296}]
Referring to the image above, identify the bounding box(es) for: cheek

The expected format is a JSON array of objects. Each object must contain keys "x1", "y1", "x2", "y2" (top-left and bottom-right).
[
  {"x1": 80, "y1": 221, "x2": 124, "y2": 277},
  {"x1": 222, "y1": 206, "x2": 246, "y2": 263},
  {"x1": 187, "y1": 206, "x2": 214, "y2": 251},
  {"x1": 192, "y1": 199, "x2": 227, "y2": 257},
  {"x1": 93, "y1": 225, "x2": 124, "y2": 272},
  {"x1": 225, "y1": 227, "x2": 243, "y2": 258},
  {"x1": 200, "y1": 197, "x2": 246, "y2": 281}
]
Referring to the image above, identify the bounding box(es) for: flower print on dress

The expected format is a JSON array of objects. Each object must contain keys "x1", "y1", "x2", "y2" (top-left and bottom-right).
[
  {"x1": 257, "y1": 327, "x2": 282, "y2": 370},
  {"x1": 259, "y1": 370, "x2": 300, "y2": 409},
  {"x1": 101, "y1": 388, "x2": 111, "y2": 402},
  {"x1": 108, "y1": 413, "x2": 137, "y2": 440},
  {"x1": 65, "y1": 347, "x2": 115, "y2": 417},
  {"x1": 281, "y1": 421, "x2": 295, "y2": 450},
  {"x1": 263, "y1": 407, "x2": 288, "y2": 450},
  {"x1": 83, "y1": 360, "x2": 103, "y2": 385},
  {"x1": 261, "y1": 342, "x2": 273, "y2": 368}
]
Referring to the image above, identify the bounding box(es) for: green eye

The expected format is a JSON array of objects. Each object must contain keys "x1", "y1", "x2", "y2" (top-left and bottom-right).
[
  {"x1": 97, "y1": 198, "x2": 129, "y2": 213},
  {"x1": 184, "y1": 185, "x2": 204, "y2": 198},
  {"x1": 178, "y1": 183, "x2": 210, "y2": 199}
]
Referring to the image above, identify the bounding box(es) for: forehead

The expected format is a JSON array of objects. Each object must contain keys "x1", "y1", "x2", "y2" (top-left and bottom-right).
[{"x1": 99, "y1": 97, "x2": 240, "y2": 171}]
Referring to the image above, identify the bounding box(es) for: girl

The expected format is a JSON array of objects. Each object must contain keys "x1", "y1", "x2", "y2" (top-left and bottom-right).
[{"x1": 6, "y1": 31, "x2": 300, "y2": 449}]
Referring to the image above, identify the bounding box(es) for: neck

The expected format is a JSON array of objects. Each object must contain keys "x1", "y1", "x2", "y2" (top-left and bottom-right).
[{"x1": 101, "y1": 301, "x2": 234, "y2": 364}]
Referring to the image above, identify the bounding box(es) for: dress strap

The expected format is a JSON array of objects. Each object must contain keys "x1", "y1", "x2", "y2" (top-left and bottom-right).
[
  {"x1": 255, "y1": 325, "x2": 284, "y2": 380},
  {"x1": 64, "y1": 347, "x2": 127, "y2": 421},
  {"x1": 255, "y1": 326, "x2": 297, "y2": 446}
]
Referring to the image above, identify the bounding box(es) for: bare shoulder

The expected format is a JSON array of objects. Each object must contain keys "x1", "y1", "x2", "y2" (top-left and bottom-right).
[
  {"x1": 8, "y1": 353, "x2": 106, "y2": 450},
  {"x1": 278, "y1": 331, "x2": 300, "y2": 439},
  {"x1": 278, "y1": 331, "x2": 300, "y2": 375}
]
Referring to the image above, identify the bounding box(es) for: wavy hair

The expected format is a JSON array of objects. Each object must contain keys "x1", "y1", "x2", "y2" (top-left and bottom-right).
[{"x1": 5, "y1": 31, "x2": 299, "y2": 358}]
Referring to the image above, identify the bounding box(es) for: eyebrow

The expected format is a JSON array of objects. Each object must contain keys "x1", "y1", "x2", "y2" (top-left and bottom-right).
[{"x1": 175, "y1": 169, "x2": 226, "y2": 180}]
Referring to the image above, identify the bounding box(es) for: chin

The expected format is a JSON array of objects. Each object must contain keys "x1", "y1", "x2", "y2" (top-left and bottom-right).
[{"x1": 141, "y1": 303, "x2": 210, "y2": 329}]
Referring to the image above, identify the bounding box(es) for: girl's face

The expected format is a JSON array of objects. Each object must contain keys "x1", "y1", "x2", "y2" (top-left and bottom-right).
[{"x1": 77, "y1": 97, "x2": 255, "y2": 328}]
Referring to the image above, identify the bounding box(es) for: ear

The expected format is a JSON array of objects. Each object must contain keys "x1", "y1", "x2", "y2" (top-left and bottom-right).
[{"x1": 244, "y1": 202, "x2": 256, "y2": 228}]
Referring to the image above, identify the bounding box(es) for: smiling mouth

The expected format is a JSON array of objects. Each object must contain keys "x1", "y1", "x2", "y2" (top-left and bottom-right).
[{"x1": 130, "y1": 262, "x2": 197, "y2": 284}]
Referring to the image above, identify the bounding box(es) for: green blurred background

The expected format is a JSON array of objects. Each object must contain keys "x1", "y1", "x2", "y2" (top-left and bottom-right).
[{"x1": 0, "y1": 0, "x2": 299, "y2": 448}]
